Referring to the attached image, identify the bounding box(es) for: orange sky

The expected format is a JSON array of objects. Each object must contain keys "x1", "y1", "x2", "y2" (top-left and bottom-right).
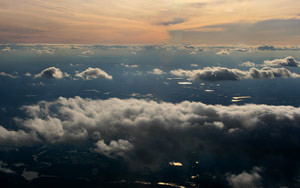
[{"x1": 1, "y1": 0, "x2": 300, "y2": 44}]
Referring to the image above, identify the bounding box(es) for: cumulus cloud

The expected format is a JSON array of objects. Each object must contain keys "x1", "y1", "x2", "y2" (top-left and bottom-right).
[
  {"x1": 1, "y1": 97, "x2": 300, "y2": 170},
  {"x1": 148, "y1": 68, "x2": 166, "y2": 75},
  {"x1": 264, "y1": 56, "x2": 299, "y2": 67},
  {"x1": 75, "y1": 67, "x2": 112, "y2": 80},
  {"x1": 31, "y1": 47, "x2": 54, "y2": 54},
  {"x1": 35, "y1": 67, "x2": 69, "y2": 79},
  {"x1": 95, "y1": 139, "x2": 133, "y2": 158},
  {"x1": 0, "y1": 72, "x2": 18, "y2": 79},
  {"x1": 1, "y1": 46, "x2": 14, "y2": 52},
  {"x1": 240, "y1": 61, "x2": 256, "y2": 67},
  {"x1": 80, "y1": 50, "x2": 94, "y2": 56},
  {"x1": 170, "y1": 67, "x2": 300, "y2": 81},
  {"x1": 216, "y1": 49, "x2": 231, "y2": 55},
  {"x1": 227, "y1": 167, "x2": 262, "y2": 188}
]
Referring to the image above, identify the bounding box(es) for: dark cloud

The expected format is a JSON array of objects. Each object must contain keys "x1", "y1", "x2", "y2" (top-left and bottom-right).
[
  {"x1": 35, "y1": 67, "x2": 69, "y2": 79},
  {"x1": 159, "y1": 18, "x2": 186, "y2": 26},
  {"x1": 170, "y1": 67, "x2": 300, "y2": 81},
  {"x1": 75, "y1": 67, "x2": 113, "y2": 80},
  {"x1": 1, "y1": 96, "x2": 300, "y2": 175},
  {"x1": 258, "y1": 45, "x2": 300, "y2": 51}
]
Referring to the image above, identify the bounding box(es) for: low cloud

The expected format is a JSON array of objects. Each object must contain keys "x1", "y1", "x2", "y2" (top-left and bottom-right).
[
  {"x1": 258, "y1": 45, "x2": 300, "y2": 51},
  {"x1": 31, "y1": 47, "x2": 54, "y2": 54},
  {"x1": 35, "y1": 67, "x2": 69, "y2": 79},
  {"x1": 80, "y1": 50, "x2": 94, "y2": 57},
  {"x1": 216, "y1": 49, "x2": 231, "y2": 55},
  {"x1": 264, "y1": 56, "x2": 299, "y2": 67},
  {"x1": 0, "y1": 161, "x2": 15, "y2": 174},
  {"x1": 75, "y1": 67, "x2": 113, "y2": 80},
  {"x1": 170, "y1": 67, "x2": 300, "y2": 81},
  {"x1": 121, "y1": 63, "x2": 138, "y2": 68},
  {"x1": 148, "y1": 68, "x2": 166, "y2": 75},
  {"x1": 0, "y1": 72, "x2": 18, "y2": 79},
  {"x1": 240, "y1": 61, "x2": 256, "y2": 67},
  {"x1": 1, "y1": 97, "x2": 300, "y2": 171},
  {"x1": 227, "y1": 167, "x2": 262, "y2": 188}
]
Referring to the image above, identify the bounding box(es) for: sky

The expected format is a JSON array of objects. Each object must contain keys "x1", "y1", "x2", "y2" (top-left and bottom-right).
[{"x1": 1, "y1": 0, "x2": 300, "y2": 44}]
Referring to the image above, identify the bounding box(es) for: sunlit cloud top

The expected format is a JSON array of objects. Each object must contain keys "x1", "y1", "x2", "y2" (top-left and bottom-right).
[{"x1": 1, "y1": 0, "x2": 300, "y2": 44}]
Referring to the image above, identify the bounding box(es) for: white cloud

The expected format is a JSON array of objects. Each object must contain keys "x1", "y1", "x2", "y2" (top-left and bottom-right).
[
  {"x1": 0, "y1": 72, "x2": 18, "y2": 79},
  {"x1": 148, "y1": 68, "x2": 166, "y2": 75},
  {"x1": 227, "y1": 167, "x2": 262, "y2": 188},
  {"x1": 216, "y1": 49, "x2": 231, "y2": 55},
  {"x1": 121, "y1": 63, "x2": 138, "y2": 68},
  {"x1": 170, "y1": 67, "x2": 300, "y2": 81},
  {"x1": 264, "y1": 56, "x2": 299, "y2": 67},
  {"x1": 35, "y1": 67, "x2": 69, "y2": 79},
  {"x1": 80, "y1": 50, "x2": 94, "y2": 56},
  {"x1": 75, "y1": 67, "x2": 113, "y2": 80},
  {"x1": 95, "y1": 139, "x2": 133, "y2": 158},
  {"x1": 2, "y1": 47, "x2": 13, "y2": 52},
  {"x1": 1, "y1": 97, "x2": 300, "y2": 168},
  {"x1": 24, "y1": 72, "x2": 32, "y2": 77},
  {"x1": 31, "y1": 47, "x2": 54, "y2": 54},
  {"x1": 240, "y1": 61, "x2": 256, "y2": 67}
]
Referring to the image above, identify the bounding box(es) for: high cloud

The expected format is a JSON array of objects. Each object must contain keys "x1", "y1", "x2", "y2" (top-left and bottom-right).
[
  {"x1": 1, "y1": 97, "x2": 300, "y2": 170},
  {"x1": 170, "y1": 67, "x2": 300, "y2": 81},
  {"x1": 35, "y1": 67, "x2": 69, "y2": 79},
  {"x1": 75, "y1": 67, "x2": 112, "y2": 80},
  {"x1": 264, "y1": 56, "x2": 299, "y2": 67}
]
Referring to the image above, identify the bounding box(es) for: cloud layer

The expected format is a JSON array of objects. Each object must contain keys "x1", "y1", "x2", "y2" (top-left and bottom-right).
[
  {"x1": 170, "y1": 67, "x2": 300, "y2": 81},
  {"x1": 1, "y1": 97, "x2": 300, "y2": 172}
]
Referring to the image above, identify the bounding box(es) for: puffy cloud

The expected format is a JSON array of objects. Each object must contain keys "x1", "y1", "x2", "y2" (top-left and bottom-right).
[
  {"x1": 148, "y1": 68, "x2": 166, "y2": 75},
  {"x1": 0, "y1": 72, "x2": 18, "y2": 79},
  {"x1": 95, "y1": 139, "x2": 133, "y2": 158},
  {"x1": 227, "y1": 167, "x2": 262, "y2": 188},
  {"x1": 240, "y1": 61, "x2": 256, "y2": 67},
  {"x1": 1, "y1": 97, "x2": 300, "y2": 170},
  {"x1": 1, "y1": 47, "x2": 14, "y2": 52},
  {"x1": 216, "y1": 49, "x2": 230, "y2": 55},
  {"x1": 170, "y1": 67, "x2": 300, "y2": 81},
  {"x1": 0, "y1": 126, "x2": 37, "y2": 147},
  {"x1": 264, "y1": 56, "x2": 299, "y2": 67},
  {"x1": 75, "y1": 67, "x2": 113, "y2": 80},
  {"x1": 35, "y1": 67, "x2": 69, "y2": 79},
  {"x1": 80, "y1": 50, "x2": 94, "y2": 56}
]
